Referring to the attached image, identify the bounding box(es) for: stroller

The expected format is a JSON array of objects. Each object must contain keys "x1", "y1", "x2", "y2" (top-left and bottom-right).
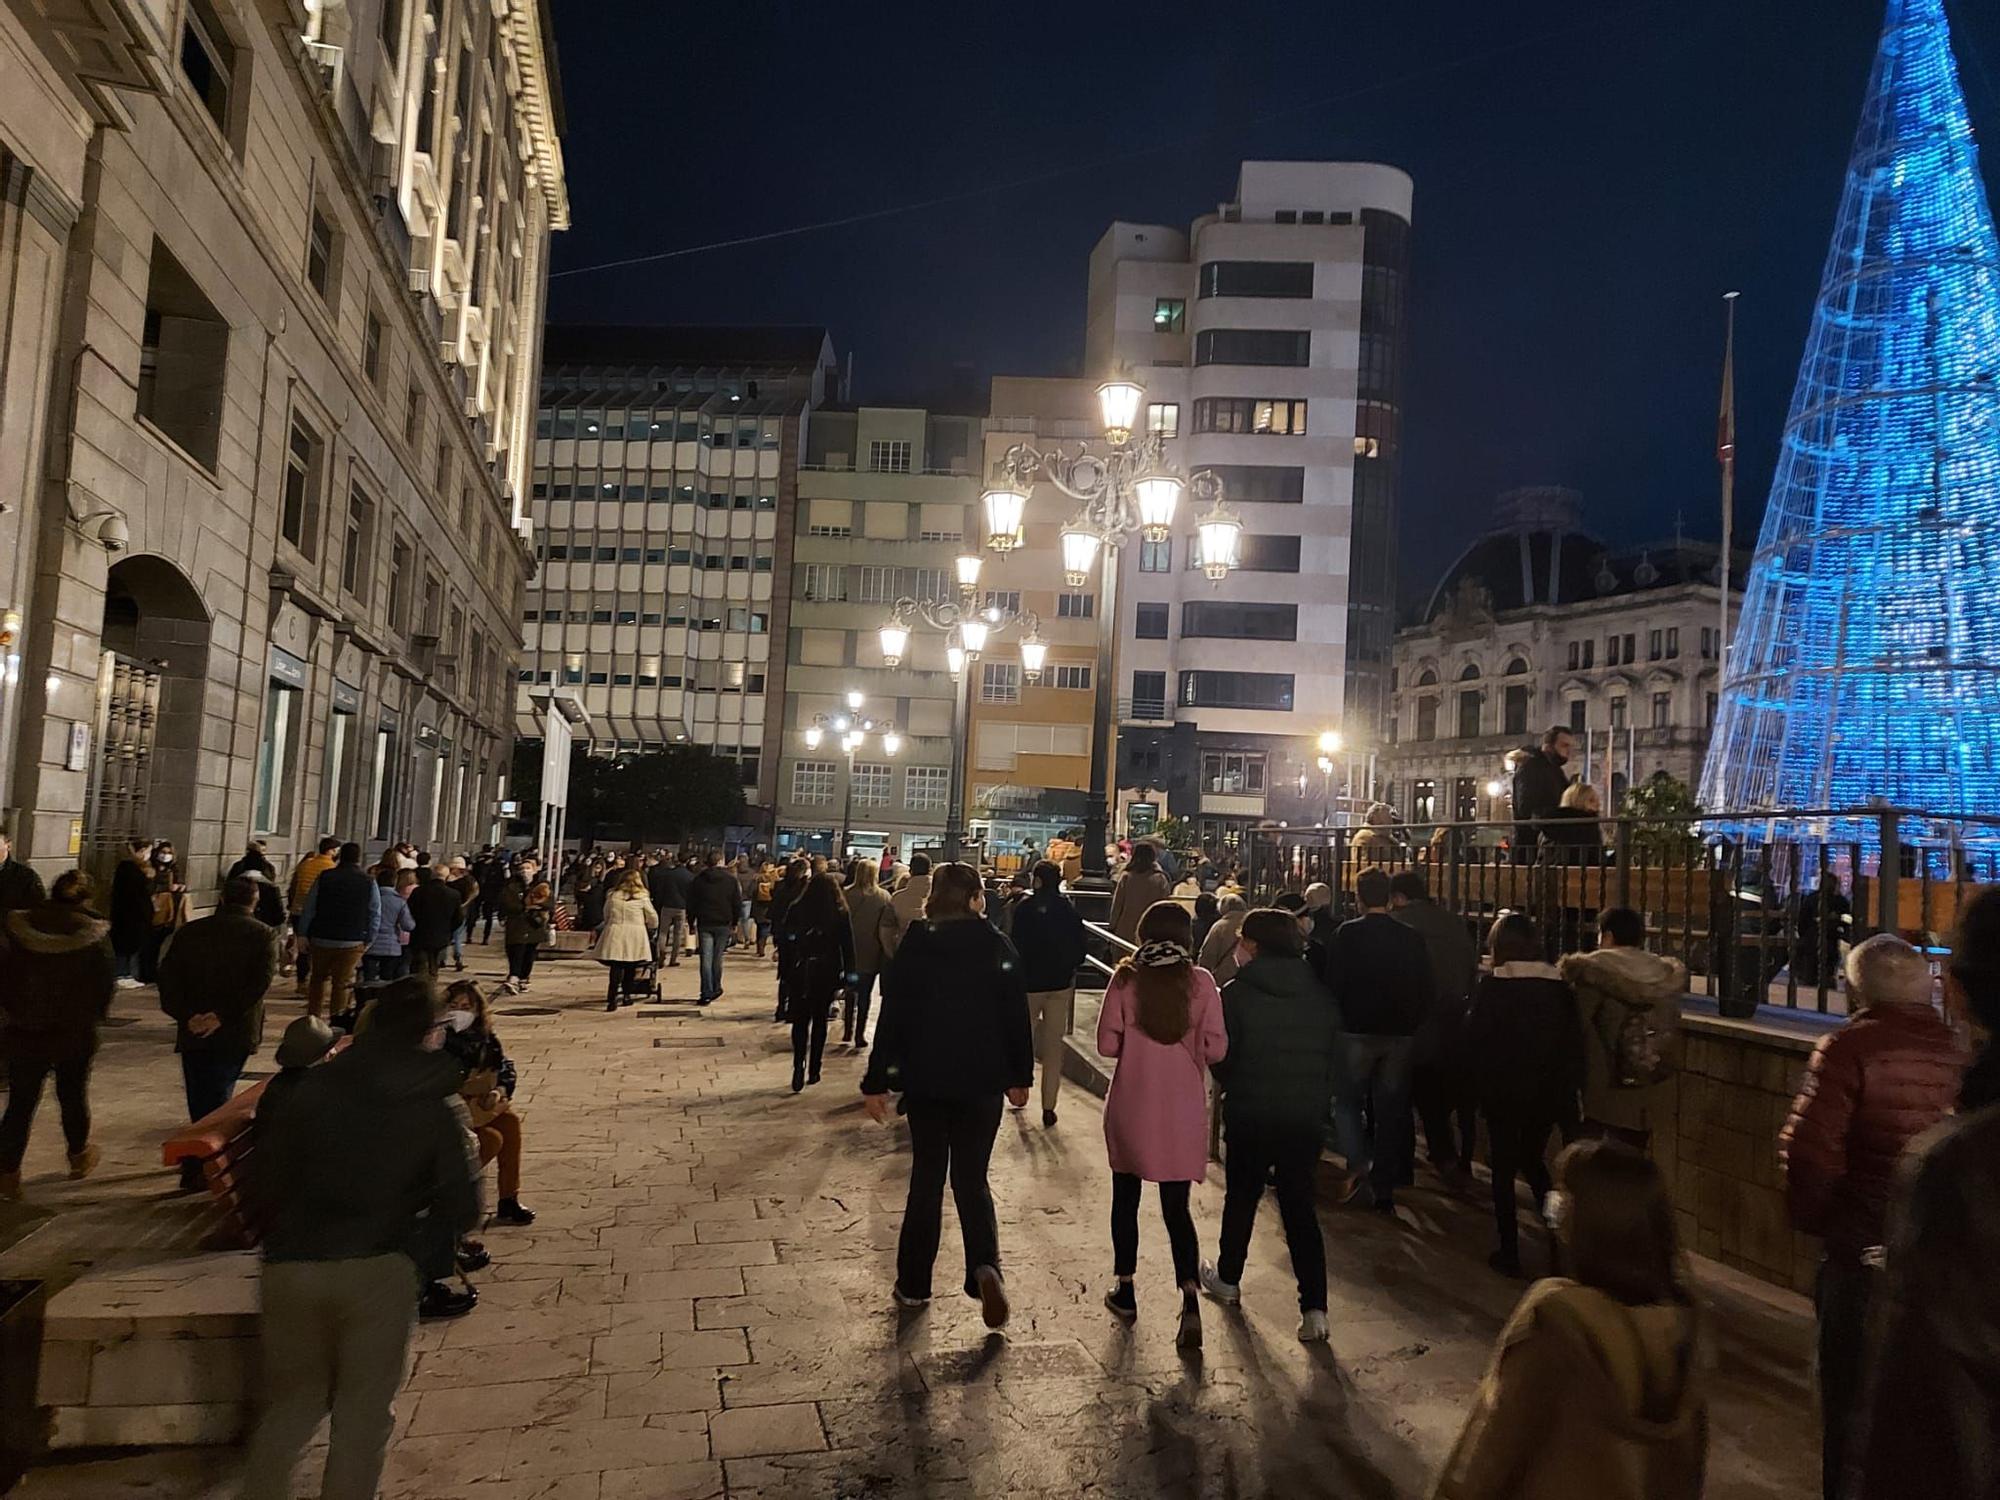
[{"x1": 613, "y1": 955, "x2": 663, "y2": 1007}]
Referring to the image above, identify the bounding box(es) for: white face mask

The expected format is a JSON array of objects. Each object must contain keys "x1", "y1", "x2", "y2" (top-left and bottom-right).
[
  {"x1": 444, "y1": 1009, "x2": 475, "y2": 1033},
  {"x1": 158, "y1": 854, "x2": 174, "y2": 866}
]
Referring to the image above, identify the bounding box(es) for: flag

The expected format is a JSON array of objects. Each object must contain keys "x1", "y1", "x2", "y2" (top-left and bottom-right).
[{"x1": 1717, "y1": 293, "x2": 1739, "y2": 465}]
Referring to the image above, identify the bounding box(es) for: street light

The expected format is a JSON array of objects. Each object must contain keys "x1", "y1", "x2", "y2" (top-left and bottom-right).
[
  {"x1": 802, "y1": 690, "x2": 900, "y2": 860},
  {"x1": 983, "y1": 369, "x2": 1242, "y2": 885}
]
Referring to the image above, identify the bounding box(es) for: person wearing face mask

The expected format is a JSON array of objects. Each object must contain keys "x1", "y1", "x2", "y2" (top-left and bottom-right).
[
  {"x1": 109, "y1": 837, "x2": 155, "y2": 988},
  {"x1": 143, "y1": 840, "x2": 189, "y2": 982},
  {"x1": 441, "y1": 980, "x2": 534, "y2": 1228},
  {"x1": 1198, "y1": 908, "x2": 1342, "y2": 1342}
]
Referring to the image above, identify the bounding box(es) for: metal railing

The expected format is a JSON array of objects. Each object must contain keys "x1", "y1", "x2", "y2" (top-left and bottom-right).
[{"x1": 1244, "y1": 809, "x2": 1998, "y2": 1017}]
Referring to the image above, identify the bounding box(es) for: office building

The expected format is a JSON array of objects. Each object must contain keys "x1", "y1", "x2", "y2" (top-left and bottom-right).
[
  {"x1": 518, "y1": 326, "x2": 836, "y2": 824},
  {"x1": 1085, "y1": 159, "x2": 1412, "y2": 855},
  {"x1": 1, "y1": 0, "x2": 565, "y2": 882}
]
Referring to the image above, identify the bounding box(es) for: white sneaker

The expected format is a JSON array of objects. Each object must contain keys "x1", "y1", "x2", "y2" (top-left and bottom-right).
[
  {"x1": 1198, "y1": 1261, "x2": 1240, "y2": 1306},
  {"x1": 114, "y1": 976, "x2": 141, "y2": 990},
  {"x1": 1298, "y1": 1310, "x2": 1330, "y2": 1343},
  {"x1": 892, "y1": 1286, "x2": 929, "y2": 1309}
]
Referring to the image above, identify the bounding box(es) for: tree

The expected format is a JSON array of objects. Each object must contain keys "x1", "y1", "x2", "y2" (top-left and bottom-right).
[
  {"x1": 1623, "y1": 771, "x2": 1703, "y2": 863},
  {"x1": 509, "y1": 741, "x2": 746, "y2": 845}
]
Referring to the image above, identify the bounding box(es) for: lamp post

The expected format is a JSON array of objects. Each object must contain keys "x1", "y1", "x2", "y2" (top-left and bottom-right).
[
  {"x1": 983, "y1": 376, "x2": 1241, "y2": 886},
  {"x1": 877, "y1": 558, "x2": 1046, "y2": 861},
  {"x1": 802, "y1": 688, "x2": 900, "y2": 861}
]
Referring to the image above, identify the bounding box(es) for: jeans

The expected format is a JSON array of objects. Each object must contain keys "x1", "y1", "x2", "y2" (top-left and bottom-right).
[
  {"x1": 1486, "y1": 1106, "x2": 1577, "y2": 1261},
  {"x1": 1025, "y1": 989, "x2": 1073, "y2": 1112},
  {"x1": 305, "y1": 944, "x2": 364, "y2": 1019},
  {"x1": 115, "y1": 946, "x2": 141, "y2": 981},
  {"x1": 737, "y1": 899, "x2": 754, "y2": 946},
  {"x1": 1333, "y1": 1034, "x2": 1415, "y2": 1202},
  {"x1": 896, "y1": 1094, "x2": 1004, "y2": 1300},
  {"x1": 449, "y1": 921, "x2": 466, "y2": 968},
  {"x1": 1110, "y1": 1173, "x2": 1199, "y2": 1287},
  {"x1": 1816, "y1": 1256, "x2": 1876, "y2": 1500},
  {"x1": 657, "y1": 909, "x2": 687, "y2": 964},
  {"x1": 361, "y1": 953, "x2": 408, "y2": 983},
  {"x1": 0, "y1": 1054, "x2": 92, "y2": 1171},
  {"x1": 1218, "y1": 1114, "x2": 1328, "y2": 1312},
  {"x1": 238, "y1": 1253, "x2": 419, "y2": 1500},
  {"x1": 180, "y1": 1050, "x2": 248, "y2": 1124},
  {"x1": 696, "y1": 924, "x2": 730, "y2": 1002}
]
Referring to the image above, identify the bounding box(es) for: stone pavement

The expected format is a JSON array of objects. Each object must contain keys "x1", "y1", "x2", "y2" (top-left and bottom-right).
[{"x1": 10, "y1": 937, "x2": 1820, "y2": 1499}]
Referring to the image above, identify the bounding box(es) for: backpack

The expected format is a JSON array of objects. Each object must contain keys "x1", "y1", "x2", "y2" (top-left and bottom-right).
[{"x1": 1598, "y1": 993, "x2": 1672, "y2": 1089}]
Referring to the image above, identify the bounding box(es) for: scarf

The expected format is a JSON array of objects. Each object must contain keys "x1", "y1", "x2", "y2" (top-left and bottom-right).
[{"x1": 1133, "y1": 939, "x2": 1191, "y2": 968}]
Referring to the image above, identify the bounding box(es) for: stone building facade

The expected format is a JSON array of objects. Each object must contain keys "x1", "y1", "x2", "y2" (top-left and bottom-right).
[
  {"x1": 0, "y1": 0, "x2": 564, "y2": 887},
  {"x1": 1381, "y1": 489, "x2": 1742, "y2": 829}
]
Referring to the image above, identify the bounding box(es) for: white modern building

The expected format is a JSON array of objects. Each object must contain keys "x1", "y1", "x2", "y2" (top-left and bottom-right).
[{"x1": 1084, "y1": 160, "x2": 1412, "y2": 854}]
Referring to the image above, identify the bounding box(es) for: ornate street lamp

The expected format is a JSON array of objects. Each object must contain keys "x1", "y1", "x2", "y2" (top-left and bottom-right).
[
  {"x1": 981, "y1": 370, "x2": 1241, "y2": 884},
  {"x1": 801, "y1": 691, "x2": 899, "y2": 859}
]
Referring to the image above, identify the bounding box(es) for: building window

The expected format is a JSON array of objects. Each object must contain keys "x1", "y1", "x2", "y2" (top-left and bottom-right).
[
  {"x1": 1130, "y1": 669, "x2": 1167, "y2": 717},
  {"x1": 1139, "y1": 537, "x2": 1171, "y2": 573},
  {"x1": 1181, "y1": 601, "x2": 1295, "y2": 640},
  {"x1": 1197, "y1": 260, "x2": 1315, "y2": 299},
  {"x1": 1051, "y1": 664, "x2": 1092, "y2": 690},
  {"x1": 1648, "y1": 629, "x2": 1663, "y2": 662},
  {"x1": 1232, "y1": 534, "x2": 1301, "y2": 571},
  {"x1": 1416, "y1": 697, "x2": 1438, "y2": 741},
  {"x1": 792, "y1": 760, "x2": 836, "y2": 805},
  {"x1": 1700, "y1": 627, "x2": 1716, "y2": 659},
  {"x1": 1457, "y1": 689, "x2": 1482, "y2": 739},
  {"x1": 1193, "y1": 329, "x2": 1311, "y2": 367},
  {"x1": 386, "y1": 537, "x2": 411, "y2": 632},
  {"x1": 280, "y1": 412, "x2": 324, "y2": 558},
  {"x1": 906, "y1": 765, "x2": 949, "y2": 811},
  {"x1": 867, "y1": 439, "x2": 912, "y2": 473},
  {"x1": 982, "y1": 590, "x2": 1023, "y2": 616},
  {"x1": 1706, "y1": 691, "x2": 1719, "y2": 725},
  {"x1": 1178, "y1": 670, "x2": 1294, "y2": 710},
  {"x1": 322, "y1": 702, "x2": 353, "y2": 834},
  {"x1": 1201, "y1": 752, "x2": 1265, "y2": 794},
  {"x1": 1153, "y1": 298, "x2": 1186, "y2": 333},
  {"x1": 363, "y1": 306, "x2": 385, "y2": 387},
  {"x1": 980, "y1": 662, "x2": 1021, "y2": 704},
  {"x1": 306, "y1": 204, "x2": 337, "y2": 302},
  {"x1": 803, "y1": 564, "x2": 847, "y2": 602},
  {"x1": 1666, "y1": 626, "x2": 1680, "y2": 659},
  {"x1": 1135, "y1": 603, "x2": 1169, "y2": 639},
  {"x1": 851, "y1": 762, "x2": 893, "y2": 808},
  {"x1": 136, "y1": 240, "x2": 229, "y2": 470},
  {"x1": 1412, "y1": 779, "x2": 1437, "y2": 822},
  {"x1": 1454, "y1": 777, "x2": 1479, "y2": 823},
  {"x1": 1504, "y1": 683, "x2": 1529, "y2": 736},
  {"x1": 403, "y1": 385, "x2": 423, "y2": 446},
  {"x1": 253, "y1": 675, "x2": 301, "y2": 835},
  {"x1": 1203, "y1": 465, "x2": 1305, "y2": 503},
  {"x1": 341, "y1": 482, "x2": 375, "y2": 600},
  {"x1": 180, "y1": 0, "x2": 237, "y2": 140},
  {"x1": 1609, "y1": 696, "x2": 1628, "y2": 730},
  {"x1": 1146, "y1": 402, "x2": 1180, "y2": 438},
  {"x1": 1191, "y1": 397, "x2": 1307, "y2": 435},
  {"x1": 1569, "y1": 698, "x2": 1588, "y2": 732},
  {"x1": 1057, "y1": 592, "x2": 1094, "y2": 619},
  {"x1": 1650, "y1": 691, "x2": 1671, "y2": 728}
]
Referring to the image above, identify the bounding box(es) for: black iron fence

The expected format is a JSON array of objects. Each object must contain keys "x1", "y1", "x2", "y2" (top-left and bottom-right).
[{"x1": 1243, "y1": 808, "x2": 1999, "y2": 1017}]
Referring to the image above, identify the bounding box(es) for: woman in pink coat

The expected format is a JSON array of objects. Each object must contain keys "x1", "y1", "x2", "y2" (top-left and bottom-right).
[{"x1": 1098, "y1": 900, "x2": 1227, "y2": 1349}]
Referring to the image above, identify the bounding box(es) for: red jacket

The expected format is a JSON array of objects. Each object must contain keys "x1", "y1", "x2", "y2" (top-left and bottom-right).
[{"x1": 1779, "y1": 1003, "x2": 1962, "y2": 1262}]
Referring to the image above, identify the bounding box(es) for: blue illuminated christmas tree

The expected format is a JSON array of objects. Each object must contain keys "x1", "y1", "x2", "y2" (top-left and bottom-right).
[{"x1": 1699, "y1": 0, "x2": 2000, "y2": 842}]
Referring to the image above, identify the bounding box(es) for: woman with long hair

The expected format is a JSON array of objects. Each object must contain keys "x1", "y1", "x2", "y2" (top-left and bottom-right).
[
  {"x1": 843, "y1": 860, "x2": 893, "y2": 1049},
  {"x1": 779, "y1": 873, "x2": 854, "y2": 1092},
  {"x1": 1109, "y1": 842, "x2": 1172, "y2": 944},
  {"x1": 441, "y1": 980, "x2": 535, "y2": 1229},
  {"x1": 860, "y1": 862, "x2": 1033, "y2": 1328},
  {"x1": 502, "y1": 880, "x2": 553, "y2": 994},
  {"x1": 595, "y1": 868, "x2": 658, "y2": 1011},
  {"x1": 1465, "y1": 911, "x2": 1585, "y2": 1277},
  {"x1": 1433, "y1": 1138, "x2": 1705, "y2": 1498},
  {"x1": 1097, "y1": 900, "x2": 1227, "y2": 1347},
  {"x1": 767, "y1": 858, "x2": 811, "y2": 1022}
]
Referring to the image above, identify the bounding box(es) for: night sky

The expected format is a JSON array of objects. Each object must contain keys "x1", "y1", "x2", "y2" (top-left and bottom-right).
[{"x1": 543, "y1": 0, "x2": 2000, "y2": 598}]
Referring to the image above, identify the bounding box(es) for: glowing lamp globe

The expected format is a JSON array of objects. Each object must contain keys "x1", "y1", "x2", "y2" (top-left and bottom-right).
[
  {"x1": 946, "y1": 643, "x2": 966, "y2": 679},
  {"x1": 1133, "y1": 474, "x2": 1183, "y2": 542},
  {"x1": 959, "y1": 617, "x2": 990, "y2": 656},
  {"x1": 878, "y1": 619, "x2": 910, "y2": 667},
  {"x1": 955, "y1": 554, "x2": 983, "y2": 592},
  {"x1": 1196, "y1": 505, "x2": 1242, "y2": 581},
  {"x1": 1060, "y1": 524, "x2": 1102, "y2": 588},
  {"x1": 1019, "y1": 632, "x2": 1048, "y2": 682},
  {"x1": 1097, "y1": 378, "x2": 1145, "y2": 443},
  {"x1": 1317, "y1": 730, "x2": 1343, "y2": 756},
  {"x1": 845, "y1": 689, "x2": 865, "y2": 711},
  {"x1": 803, "y1": 725, "x2": 823, "y2": 750},
  {"x1": 982, "y1": 486, "x2": 1027, "y2": 552},
  {"x1": 883, "y1": 731, "x2": 902, "y2": 756}
]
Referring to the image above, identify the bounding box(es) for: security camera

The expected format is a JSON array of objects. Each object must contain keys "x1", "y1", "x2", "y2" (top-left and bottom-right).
[{"x1": 92, "y1": 513, "x2": 131, "y2": 553}]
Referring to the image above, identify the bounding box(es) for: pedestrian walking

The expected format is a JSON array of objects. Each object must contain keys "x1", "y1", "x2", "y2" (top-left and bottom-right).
[
  {"x1": 1853, "y1": 886, "x2": 2000, "y2": 1500},
  {"x1": 843, "y1": 860, "x2": 894, "y2": 1048},
  {"x1": 1431, "y1": 1138, "x2": 1706, "y2": 1499},
  {"x1": 1562, "y1": 906, "x2": 1686, "y2": 1158},
  {"x1": 734, "y1": 855, "x2": 759, "y2": 947},
  {"x1": 1465, "y1": 912, "x2": 1584, "y2": 1277},
  {"x1": 572, "y1": 861, "x2": 607, "y2": 935},
  {"x1": 0, "y1": 828, "x2": 47, "y2": 918},
  {"x1": 405, "y1": 865, "x2": 464, "y2": 976},
  {"x1": 1319, "y1": 866, "x2": 1436, "y2": 1212},
  {"x1": 156, "y1": 875, "x2": 277, "y2": 1189},
  {"x1": 1391, "y1": 869, "x2": 1481, "y2": 1189},
  {"x1": 778, "y1": 873, "x2": 854, "y2": 1091},
  {"x1": 1108, "y1": 842, "x2": 1171, "y2": 944},
  {"x1": 444, "y1": 857, "x2": 479, "y2": 970},
  {"x1": 475, "y1": 850, "x2": 509, "y2": 942},
  {"x1": 362, "y1": 868, "x2": 415, "y2": 982},
  {"x1": 286, "y1": 837, "x2": 340, "y2": 990},
  {"x1": 237, "y1": 979, "x2": 479, "y2": 1500},
  {"x1": 0, "y1": 871, "x2": 114, "y2": 1199},
  {"x1": 880, "y1": 851, "x2": 931, "y2": 958},
  {"x1": 297, "y1": 843, "x2": 380, "y2": 1019},
  {"x1": 1196, "y1": 892, "x2": 1250, "y2": 985},
  {"x1": 1779, "y1": 933, "x2": 1959, "y2": 1500},
  {"x1": 765, "y1": 857, "x2": 810, "y2": 1018},
  {"x1": 751, "y1": 860, "x2": 778, "y2": 956},
  {"x1": 1007, "y1": 860, "x2": 1087, "y2": 1127},
  {"x1": 595, "y1": 869, "x2": 658, "y2": 1011},
  {"x1": 501, "y1": 879, "x2": 553, "y2": 994},
  {"x1": 1097, "y1": 900, "x2": 1227, "y2": 1347},
  {"x1": 107, "y1": 837, "x2": 154, "y2": 987},
  {"x1": 142, "y1": 840, "x2": 189, "y2": 982},
  {"x1": 686, "y1": 850, "x2": 742, "y2": 1007},
  {"x1": 861, "y1": 861, "x2": 1032, "y2": 1328},
  {"x1": 1199, "y1": 907, "x2": 1340, "y2": 1341},
  {"x1": 647, "y1": 850, "x2": 692, "y2": 967}
]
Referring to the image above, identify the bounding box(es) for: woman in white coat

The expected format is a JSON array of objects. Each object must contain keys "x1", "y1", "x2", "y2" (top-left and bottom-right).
[{"x1": 595, "y1": 869, "x2": 659, "y2": 1010}]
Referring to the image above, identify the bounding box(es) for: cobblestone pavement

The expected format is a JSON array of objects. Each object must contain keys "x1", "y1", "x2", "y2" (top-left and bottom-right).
[{"x1": 11, "y1": 937, "x2": 1819, "y2": 1498}]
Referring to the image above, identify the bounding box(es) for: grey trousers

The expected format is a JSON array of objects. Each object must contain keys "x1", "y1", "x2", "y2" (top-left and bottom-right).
[
  {"x1": 1025, "y1": 988, "x2": 1072, "y2": 1112},
  {"x1": 656, "y1": 909, "x2": 688, "y2": 963},
  {"x1": 238, "y1": 1252, "x2": 419, "y2": 1500}
]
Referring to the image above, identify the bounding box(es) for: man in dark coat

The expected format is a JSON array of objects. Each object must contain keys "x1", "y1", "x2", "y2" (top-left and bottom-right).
[
  {"x1": 1390, "y1": 869, "x2": 1480, "y2": 1185},
  {"x1": 108, "y1": 836, "x2": 155, "y2": 986},
  {"x1": 686, "y1": 851, "x2": 742, "y2": 1006},
  {"x1": 296, "y1": 843, "x2": 380, "y2": 1020},
  {"x1": 1510, "y1": 725, "x2": 1575, "y2": 855},
  {"x1": 157, "y1": 876, "x2": 279, "y2": 1187},
  {"x1": 646, "y1": 851, "x2": 693, "y2": 967},
  {"x1": 404, "y1": 866, "x2": 464, "y2": 976},
  {"x1": 0, "y1": 830, "x2": 46, "y2": 919},
  {"x1": 1006, "y1": 861, "x2": 1087, "y2": 1128}
]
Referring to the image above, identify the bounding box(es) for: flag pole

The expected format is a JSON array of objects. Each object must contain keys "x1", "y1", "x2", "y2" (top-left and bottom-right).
[{"x1": 1718, "y1": 291, "x2": 1740, "y2": 681}]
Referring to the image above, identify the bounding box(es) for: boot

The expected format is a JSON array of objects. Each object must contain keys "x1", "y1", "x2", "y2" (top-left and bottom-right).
[
  {"x1": 67, "y1": 1145, "x2": 101, "y2": 1180},
  {"x1": 853, "y1": 995, "x2": 873, "y2": 1051}
]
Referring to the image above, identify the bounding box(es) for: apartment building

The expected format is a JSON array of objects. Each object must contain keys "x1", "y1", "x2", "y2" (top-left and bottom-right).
[
  {"x1": 517, "y1": 326, "x2": 837, "y2": 823},
  {"x1": 1380, "y1": 488, "x2": 1742, "y2": 826},
  {"x1": 1, "y1": 0, "x2": 565, "y2": 883},
  {"x1": 774, "y1": 404, "x2": 983, "y2": 859},
  {"x1": 1084, "y1": 160, "x2": 1412, "y2": 855}
]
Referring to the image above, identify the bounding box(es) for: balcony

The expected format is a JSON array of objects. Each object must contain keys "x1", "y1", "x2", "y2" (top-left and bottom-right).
[{"x1": 1119, "y1": 695, "x2": 1173, "y2": 725}]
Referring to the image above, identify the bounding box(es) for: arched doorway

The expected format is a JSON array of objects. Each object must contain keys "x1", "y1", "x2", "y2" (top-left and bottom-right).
[{"x1": 84, "y1": 557, "x2": 211, "y2": 876}]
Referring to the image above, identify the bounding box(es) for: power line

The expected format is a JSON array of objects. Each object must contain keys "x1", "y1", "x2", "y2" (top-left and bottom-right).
[{"x1": 549, "y1": 1, "x2": 1671, "y2": 282}]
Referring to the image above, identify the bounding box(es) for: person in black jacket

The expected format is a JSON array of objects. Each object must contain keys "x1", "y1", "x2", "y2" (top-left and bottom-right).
[
  {"x1": 1390, "y1": 870, "x2": 1481, "y2": 1188},
  {"x1": 405, "y1": 866, "x2": 465, "y2": 976},
  {"x1": 1319, "y1": 866, "x2": 1436, "y2": 1212},
  {"x1": 1006, "y1": 861, "x2": 1087, "y2": 1128},
  {"x1": 778, "y1": 873, "x2": 854, "y2": 1092},
  {"x1": 686, "y1": 850, "x2": 743, "y2": 1006},
  {"x1": 1510, "y1": 725, "x2": 1574, "y2": 858},
  {"x1": 1464, "y1": 911, "x2": 1585, "y2": 1277},
  {"x1": 108, "y1": 836, "x2": 154, "y2": 986},
  {"x1": 861, "y1": 862, "x2": 1033, "y2": 1328},
  {"x1": 0, "y1": 830, "x2": 47, "y2": 920},
  {"x1": 157, "y1": 876, "x2": 279, "y2": 1187},
  {"x1": 1200, "y1": 907, "x2": 1342, "y2": 1341},
  {"x1": 646, "y1": 851, "x2": 692, "y2": 967},
  {"x1": 765, "y1": 858, "x2": 810, "y2": 1020}
]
